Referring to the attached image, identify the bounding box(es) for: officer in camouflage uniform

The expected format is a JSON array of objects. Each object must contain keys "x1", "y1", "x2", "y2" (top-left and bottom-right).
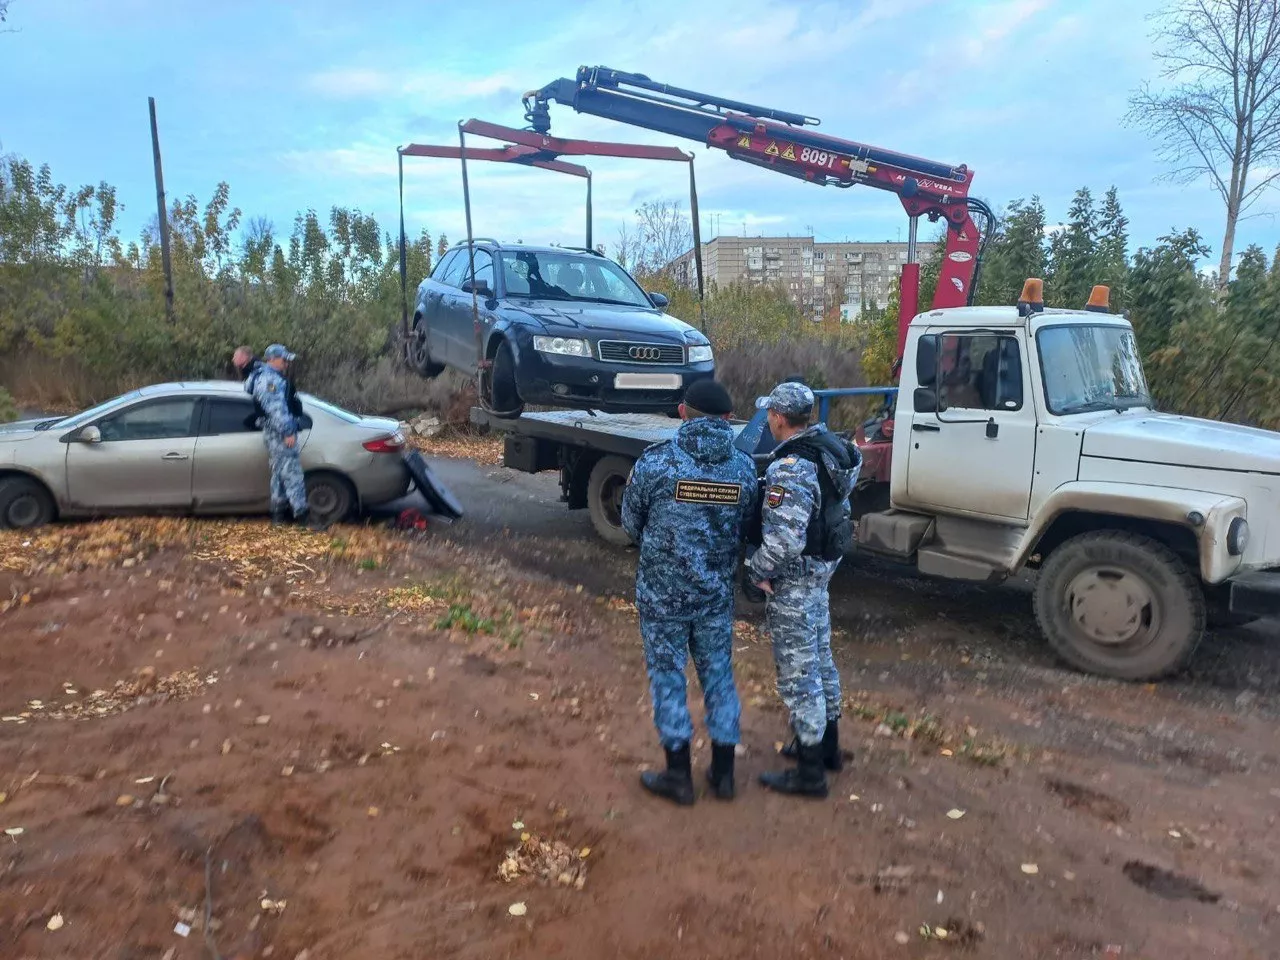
[
  {"x1": 622, "y1": 379, "x2": 758, "y2": 806},
  {"x1": 747, "y1": 382, "x2": 860, "y2": 799},
  {"x1": 245, "y1": 344, "x2": 314, "y2": 528}
]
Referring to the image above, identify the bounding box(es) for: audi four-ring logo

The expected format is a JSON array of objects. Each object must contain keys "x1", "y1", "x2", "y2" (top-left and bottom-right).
[{"x1": 629, "y1": 346, "x2": 663, "y2": 360}]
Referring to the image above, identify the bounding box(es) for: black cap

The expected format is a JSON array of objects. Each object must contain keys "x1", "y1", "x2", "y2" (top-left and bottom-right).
[{"x1": 683, "y1": 379, "x2": 734, "y2": 416}]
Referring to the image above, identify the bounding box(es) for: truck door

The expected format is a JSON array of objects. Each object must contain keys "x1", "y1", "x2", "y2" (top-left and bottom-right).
[{"x1": 905, "y1": 331, "x2": 1036, "y2": 521}]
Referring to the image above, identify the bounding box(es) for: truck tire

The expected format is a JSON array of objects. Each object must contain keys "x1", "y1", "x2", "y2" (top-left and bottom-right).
[
  {"x1": 587, "y1": 455, "x2": 635, "y2": 547},
  {"x1": 1033, "y1": 531, "x2": 1205, "y2": 681},
  {"x1": 0, "y1": 476, "x2": 56, "y2": 530}
]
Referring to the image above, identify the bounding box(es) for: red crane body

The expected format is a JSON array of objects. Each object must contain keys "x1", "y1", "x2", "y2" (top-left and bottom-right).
[{"x1": 524, "y1": 66, "x2": 991, "y2": 360}]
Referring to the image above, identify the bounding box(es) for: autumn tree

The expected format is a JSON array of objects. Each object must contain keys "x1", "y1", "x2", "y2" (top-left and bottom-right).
[
  {"x1": 974, "y1": 197, "x2": 1048, "y2": 307},
  {"x1": 1127, "y1": 0, "x2": 1280, "y2": 285}
]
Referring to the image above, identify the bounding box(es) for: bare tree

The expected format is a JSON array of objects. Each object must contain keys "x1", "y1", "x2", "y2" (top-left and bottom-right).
[{"x1": 1127, "y1": 0, "x2": 1280, "y2": 284}]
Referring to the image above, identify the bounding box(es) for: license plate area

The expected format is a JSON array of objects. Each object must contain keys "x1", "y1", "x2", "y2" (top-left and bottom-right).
[{"x1": 614, "y1": 373, "x2": 682, "y2": 390}]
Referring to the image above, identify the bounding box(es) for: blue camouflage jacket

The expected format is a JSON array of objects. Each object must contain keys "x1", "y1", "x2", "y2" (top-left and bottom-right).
[
  {"x1": 622, "y1": 417, "x2": 759, "y2": 620},
  {"x1": 746, "y1": 424, "x2": 860, "y2": 582},
  {"x1": 245, "y1": 364, "x2": 298, "y2": 438}
]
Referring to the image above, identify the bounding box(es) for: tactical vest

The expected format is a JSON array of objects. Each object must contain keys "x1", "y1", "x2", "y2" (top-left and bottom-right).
[{"x1": 745, "y1": 435, "x2": 858, "y2": 562}]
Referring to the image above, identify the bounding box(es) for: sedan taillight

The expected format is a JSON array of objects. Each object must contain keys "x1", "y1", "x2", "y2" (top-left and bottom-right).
[{"x1": 364, "y1": 431, "x2": 406, "y2": 454}]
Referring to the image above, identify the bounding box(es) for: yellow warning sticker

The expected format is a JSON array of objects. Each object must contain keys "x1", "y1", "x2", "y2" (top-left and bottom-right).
[
  {"x1": 765, "y1": 141, "x2": 780, "y2": 157},
  {"x1": 781, "y1": 144, "x2": 797, "y2": 161},
  {"x1": 737, "y1": 134, "x2": 751, "y2": 149}
]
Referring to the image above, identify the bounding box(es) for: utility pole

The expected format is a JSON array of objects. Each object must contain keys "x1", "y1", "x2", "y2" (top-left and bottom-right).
[{"x1": 149, "y1": 97, "x2": 175, "y2": 323}]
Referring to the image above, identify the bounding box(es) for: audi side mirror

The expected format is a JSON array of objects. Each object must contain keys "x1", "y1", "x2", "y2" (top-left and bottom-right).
[
  {"x1": 78, "y1": 425, "x2": 102, "y2": 443},
  {"x1": 461, "y1": 278, "x2": 492, "y2": 297},
  {"x1": 648, "y1": 292, "x2": 670, "y2": 309}
]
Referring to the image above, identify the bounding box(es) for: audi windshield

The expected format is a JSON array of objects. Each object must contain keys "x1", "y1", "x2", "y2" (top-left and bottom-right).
[{"x1": 499, "y1": 251, "x2": 653, "y2": 308}]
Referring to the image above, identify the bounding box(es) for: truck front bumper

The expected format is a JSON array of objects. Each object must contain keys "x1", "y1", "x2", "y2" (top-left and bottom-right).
[{"x1": 1229, "y1": 570, "x2": 1280, "y2": 618}]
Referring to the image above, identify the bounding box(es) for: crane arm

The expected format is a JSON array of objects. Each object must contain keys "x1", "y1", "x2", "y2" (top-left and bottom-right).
[{"x1": 525, "y1": 66, "x2": 994, "y2": 356}]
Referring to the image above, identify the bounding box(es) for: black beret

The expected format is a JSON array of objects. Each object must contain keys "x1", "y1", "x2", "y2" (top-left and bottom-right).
[{"x1": 683, "y1": 379, "x2": 734, "y2": 415}]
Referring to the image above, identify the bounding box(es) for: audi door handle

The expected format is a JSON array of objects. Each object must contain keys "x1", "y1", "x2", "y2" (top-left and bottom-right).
[
  {"x1": 912, "y1": 423, "x2": 941, "y2": 433},
  {"x1": 161, "y1": 452, "x2": 189, "y2": 461}
]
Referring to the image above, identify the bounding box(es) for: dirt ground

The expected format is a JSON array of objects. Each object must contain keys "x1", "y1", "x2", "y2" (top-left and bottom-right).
[{"x1": 3, "y1": 452, "x2": 1280, "y2": 959}]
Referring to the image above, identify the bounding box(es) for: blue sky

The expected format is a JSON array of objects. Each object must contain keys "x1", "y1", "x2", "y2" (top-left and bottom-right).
[{"x1": 2, "y1": 0, "x2": 1278, "y2": 268}]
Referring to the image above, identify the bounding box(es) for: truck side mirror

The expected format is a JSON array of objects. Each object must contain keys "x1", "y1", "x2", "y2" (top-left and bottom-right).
[
  {"x1": 915, "y1": 335, "x2": 938, "y2": 387},
  {"x1": 913, "y1": 388, "x2": 938, "y2": 413},
  {"x1": 648, "y1": 292, "x2": 670, "y2": 309}
]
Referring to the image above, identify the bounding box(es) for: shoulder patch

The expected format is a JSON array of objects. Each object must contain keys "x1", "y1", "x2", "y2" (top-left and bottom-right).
[
  {"x1": 780, "y1": 456, "x2": 798, "y2": 465},
  {"x1": 675, "y1": 479, "x2": 743, "y2": 506},
  {"x1": 766, "y1": 485, "x2": 787, "y2": 508}
]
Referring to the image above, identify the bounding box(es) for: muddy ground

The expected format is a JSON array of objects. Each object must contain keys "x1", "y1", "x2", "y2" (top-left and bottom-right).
[{"x1": 2, "y1": 452, "x2": 1279, "y2": 960}]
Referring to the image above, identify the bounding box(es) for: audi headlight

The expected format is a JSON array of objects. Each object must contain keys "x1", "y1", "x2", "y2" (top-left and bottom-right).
[
  {"x1": 533, "y1": 336, "x2": 591, "y2": 358},
  {"x1": 687, "y1": 344, "x2": 714, "y2": 363},
  {"x1": 1227, "y1": 517, "x2": 1249, "y2": 556}
]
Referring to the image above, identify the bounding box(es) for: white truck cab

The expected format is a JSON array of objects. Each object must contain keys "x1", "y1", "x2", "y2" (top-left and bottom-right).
[{"x1": 857, "y1": 283, "x2": 1280, "y2": 680}]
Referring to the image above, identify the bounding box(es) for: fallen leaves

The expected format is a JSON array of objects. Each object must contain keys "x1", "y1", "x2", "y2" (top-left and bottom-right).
[
  {"x1": 407, "y1": 430, "x2": 503, "y2": 466},
  {"x1": 507, "y1": 902, "x2": 528, "y2": 917},
  {"x1": 946, "y1": 809, "x2": 966, "y2": 820},
  {"x1": 498, "y1": 832, "x2": 589, "y2": 890},
  {"x1": 1021, "y1": 863, "x2": 1039, "y2": 875},
  {"x1": 47, "y1": 914, "x2": 64, "y2": 931},
  {"x1": 0, "y1": 517, "x2": 402, "y2": 583},
  {"x1": 1, "y1": 668, "x2": 217, "y2": 724}
]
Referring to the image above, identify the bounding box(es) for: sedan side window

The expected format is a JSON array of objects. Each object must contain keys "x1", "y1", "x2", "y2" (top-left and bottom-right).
[
  {"x1": 204, "y1": 398, "x2": 260, "y2": 435},
  {"x1": 465, "y1": 249, "x2": 494, "y2": 290},
  {"x1": 430, "y1": 249, "x2": 460, "y2": 282},
  {"x1": 98, "y1": 399, "x2": 199, "y2": 441}
]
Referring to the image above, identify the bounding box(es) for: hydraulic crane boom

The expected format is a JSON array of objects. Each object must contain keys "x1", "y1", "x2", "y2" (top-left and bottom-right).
[{"x1": 524, "y1": 66, "x2": 994, "y2": 360}]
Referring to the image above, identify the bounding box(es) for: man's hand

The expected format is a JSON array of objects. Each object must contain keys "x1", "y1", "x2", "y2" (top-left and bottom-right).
[
  {"x1": 755, "y1": 580, "x2": 774, "y2": 596},
  {"x1": 284, "y1": 435, "x2": 297, "y2": 449}
]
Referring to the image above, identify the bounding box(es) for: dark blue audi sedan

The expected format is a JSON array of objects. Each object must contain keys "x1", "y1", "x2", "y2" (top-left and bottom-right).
[{"x1": 408, "y1": 241, "x2": 715, "y2": 417}]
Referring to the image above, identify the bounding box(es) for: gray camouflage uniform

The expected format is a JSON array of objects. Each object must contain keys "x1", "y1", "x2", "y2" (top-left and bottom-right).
[
  {"x1": 246, "y1": 348, "x2": 308, "y2": 517},
  {"x1": 747, "y1": 385, "x2": 859, "y2": 748}
]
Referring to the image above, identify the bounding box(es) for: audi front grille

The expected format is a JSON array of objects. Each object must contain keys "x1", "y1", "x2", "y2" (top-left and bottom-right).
[{"x1": 597, "y1": 341, "x2": 685, "y2": 364}]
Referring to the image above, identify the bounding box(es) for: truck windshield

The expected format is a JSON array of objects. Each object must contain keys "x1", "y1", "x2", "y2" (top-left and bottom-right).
[
  {"x1": 1036, "y1": 324, "x2": 1151, "y2": 416},
  {"x1": 498, "y1": 251, "x2": 653, "y2": 307}
]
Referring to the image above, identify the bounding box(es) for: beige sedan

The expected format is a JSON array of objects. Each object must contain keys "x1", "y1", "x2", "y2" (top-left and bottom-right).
[{"x1": 0, "y1": 381, "x2": 411, "y2": 529}]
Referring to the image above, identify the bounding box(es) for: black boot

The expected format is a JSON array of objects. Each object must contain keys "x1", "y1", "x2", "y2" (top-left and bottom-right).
[
  {"x1": 640, "y1": 745, "x2": 695, "y2": 806},
  {"x1": 270, "y1": 507, "x2": 289, "y2": 527},
  {"x1": 294, "y1": 508, "x2": 327, "y2": 532},
  {"x1": 780, "y1": 720, "x2": 844, "y2": 771},
  {"x1": 759, "y1": 740, "x2": 829, "y2": 798},
  {"x1": 706, "y1": 742, "x2": 736, "y2": 801}
]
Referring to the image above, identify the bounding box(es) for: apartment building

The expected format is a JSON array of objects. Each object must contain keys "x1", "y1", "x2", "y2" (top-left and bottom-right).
[{"x1": 669, "y1": 236, "x2": 936, "y2": 321}]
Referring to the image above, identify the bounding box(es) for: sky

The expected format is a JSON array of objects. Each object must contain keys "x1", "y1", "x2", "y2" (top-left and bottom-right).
[{"x1": 1, "y1": 0, "x2": 1278, "y2": 270}]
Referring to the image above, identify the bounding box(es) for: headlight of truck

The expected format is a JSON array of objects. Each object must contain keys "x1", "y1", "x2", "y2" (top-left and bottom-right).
[
  {"x1": 1228, "y1": 517, "x2": 1249, "y2": 556},
  {"x1": 533, "y1": 336, "x2": 591, "y2": 358},
  {"x1": 687, "y1": 344, "x2": 714, "y2": 363}
]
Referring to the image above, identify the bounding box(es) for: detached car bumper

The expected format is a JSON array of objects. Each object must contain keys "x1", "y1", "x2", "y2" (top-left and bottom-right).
[{"x1": 1229, "y1": 570, "x2": 1280, "y2": 618}]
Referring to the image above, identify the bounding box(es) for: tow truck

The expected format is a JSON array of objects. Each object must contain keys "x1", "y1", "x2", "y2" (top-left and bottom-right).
[{"x1": 467, "y1": 66, "x2": 1280, "y2": 681}]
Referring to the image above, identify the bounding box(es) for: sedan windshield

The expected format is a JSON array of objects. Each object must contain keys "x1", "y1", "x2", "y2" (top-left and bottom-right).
[
  {"x1": 1036, "y1": 324, "x2": 1151, "y2": 415},
  {"x1": 498, "y1": 251, "x2": 652, "y2": 307}
]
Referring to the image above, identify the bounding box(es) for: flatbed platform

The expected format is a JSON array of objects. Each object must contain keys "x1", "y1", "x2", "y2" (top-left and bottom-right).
[{"x1": 470, "y1": 406, "x2": 752, "y2": 461}]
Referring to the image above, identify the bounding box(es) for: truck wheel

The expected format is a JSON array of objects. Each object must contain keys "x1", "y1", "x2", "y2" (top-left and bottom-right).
[
  {"x1": 587, "y1": 456, "x2": 635, "y2": 547},
  {"x1": 1033, "y1": 531, "x2": 1205, "y2": 681},
  {"x1": 0, "y1": 476, "x2": 56, "y2": 530}
]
